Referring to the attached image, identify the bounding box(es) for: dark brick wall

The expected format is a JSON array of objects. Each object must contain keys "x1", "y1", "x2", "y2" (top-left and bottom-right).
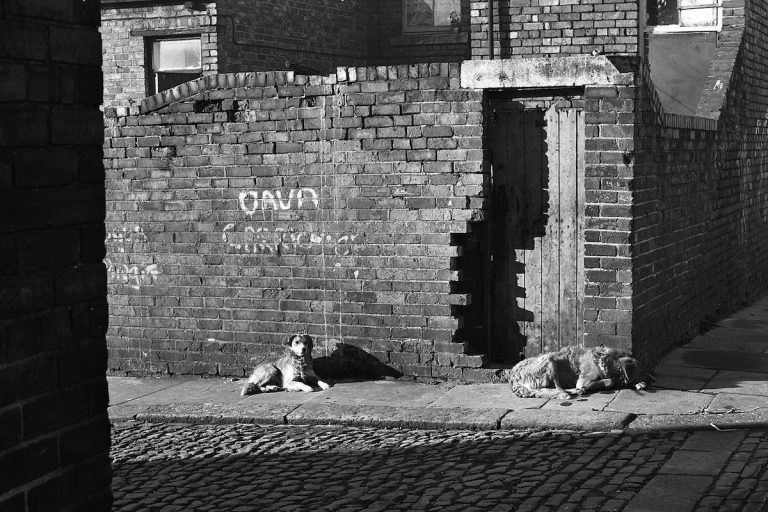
[
  {"x1": 368, "y1": 0, "x2": 471, "y2": 65},
  {"x1": 217, "y1": 0, "x2": 369, "y2": 75},
  {"x1": 632, "y1": 0, "x2": 768, "y2": 364},
  {"x1": 470, "y1": 0, "x2": 640, "y2": 59},
  {"x1": 103, "y1": 65, "x2": 490, "y2": 381},
  {"x1": 0, "y1": 1, "x2": 111, "y2": 511}
]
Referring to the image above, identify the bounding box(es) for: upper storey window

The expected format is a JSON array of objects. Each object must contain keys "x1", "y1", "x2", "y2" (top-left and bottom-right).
[
  {"x1": 648, "y1": 0, "x2": 722, "y2": 32},
  {"x1": 403, "y1": 0, "x2": 461, "y2": 33},
  {"x1": 148, "y1": 37, "x2": 202, "y2": 95}
]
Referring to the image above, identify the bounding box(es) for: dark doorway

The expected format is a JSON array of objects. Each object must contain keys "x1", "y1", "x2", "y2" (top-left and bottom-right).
[{"x1": 489, "y1": 100, "x2": 585, "y2": 363}]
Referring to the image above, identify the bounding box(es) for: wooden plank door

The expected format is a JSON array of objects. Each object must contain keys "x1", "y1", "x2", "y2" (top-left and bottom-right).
[{"x1": 490, "y1": 104, "x2": 585, "y2": 363}]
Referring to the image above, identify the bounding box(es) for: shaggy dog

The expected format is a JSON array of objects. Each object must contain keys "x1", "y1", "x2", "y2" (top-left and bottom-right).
[
  {"x1": 241, "y1": 334, "x2": 330, "y2": 395},
  {"x1": 510, "y1": 345, "x2": 651, "y2": 399}
]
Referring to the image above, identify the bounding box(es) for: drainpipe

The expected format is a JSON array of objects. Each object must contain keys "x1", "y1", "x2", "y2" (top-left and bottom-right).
[{"x1": 489, "y1": 0, "x2": 495, "y2": 59}]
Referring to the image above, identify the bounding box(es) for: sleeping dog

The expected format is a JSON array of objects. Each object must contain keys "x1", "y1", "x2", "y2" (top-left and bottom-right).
[
  {"x1": 241, "y1": 334, "x2": 330, "y2": 395},
  {"x1": 510, "y1": 345, "x2": 651, "y2": 399}
]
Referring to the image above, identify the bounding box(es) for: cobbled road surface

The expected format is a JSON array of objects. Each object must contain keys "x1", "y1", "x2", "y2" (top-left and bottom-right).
[{"x1": 111, "y1": 422, "x2": 768, "y2": 512}]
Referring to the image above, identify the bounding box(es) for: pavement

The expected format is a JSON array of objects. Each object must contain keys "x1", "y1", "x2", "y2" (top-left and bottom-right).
[{"x1": 108, "y1": 298, "x2": 768, "y2": 433}]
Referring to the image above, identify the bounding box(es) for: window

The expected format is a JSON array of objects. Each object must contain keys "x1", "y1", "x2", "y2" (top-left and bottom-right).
[
  {"x1": 648, "y1": 0, "x2": 721, "y2": 32},
  {"x1": 147, "y1": 37, "x2": 202, "y2": 95},
  {"x1": 403, "y1": 0, "x2": 461, "y2": 33}
]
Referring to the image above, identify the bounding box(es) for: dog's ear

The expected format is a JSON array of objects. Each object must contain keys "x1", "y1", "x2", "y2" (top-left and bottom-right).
[
  {"x1": 284, "y1": 335, "x2": 298, "y2": 347},
  {"x1": 304, "y1": 335, "x2": 313, "y2": 352}
]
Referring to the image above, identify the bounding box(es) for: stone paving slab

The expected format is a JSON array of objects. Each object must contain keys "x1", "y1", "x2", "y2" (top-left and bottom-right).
[
  {"x1": 427, "y1": 383, "x2": 547, "y2": 410},
  {"x1": 108, "y1": 376, "x2": 195, "y2": 405},
  {"x1": 651, "y1": 365, "x2": 716, "y2": 392},
  {"x1": 679, "y1": 429, "x2": 747, "y2": 451},
  {"x1": 660, "y1": 347, "x2": 768, "y2": 372},
  {"x1": 626, "y1": 410, "x2": 768, "y2": 431},
  {"x1": 623, "y1": 474, "x2": 713, "y2": 512},
  {"x1": 605, "y1": 389, "x2": 714, "y2": 415},
  {"x1": 660, "y1": 450, "x2": 732, "y2": 476},
  {"x1": 286, "y1": 402, "x2": 505, "y2": 430},
  {"x1": 500, "y1": 409, "x2": 632, "y2": 431},
  {"x1": 717, "y1": 317, "x2": 768, "y2": 329},
  {"x1": 707, "y1": 392, "x2": 768, "y2": 413},
  {"x1": 690, "y1": 330, "x2": 768, "y2": 351},
  {"x1": 540, "y1": 391, "x2": 617, "y2": 412},
  {"x1": 318, "y1": 380, "x2": 449, "y2": 408},
  {"x1": 702, "y1": 369, "x2": 768, "y2": 395}
]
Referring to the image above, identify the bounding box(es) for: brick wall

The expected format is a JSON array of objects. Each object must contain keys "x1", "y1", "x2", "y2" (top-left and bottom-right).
[
  {"x1": 101, "y1": 1, "x2": 219, "y2": 108},
  {"x1": 369, "y1": 0, "x2": 471, "y2": 65},
  {"x1": 632, "y1": 0, "x2": 768, "y2": 363},
  {"x1": 217, "y1": 0, "x2": 369, "y2": 75},
  {"x1": 470, "y1": 0, "x2": 640, "y2": 60},
  {"x1": 103, "y1": 65, "x2": 491, "y2": 381},
  {"x1": 583, "y1": 82, "x2": 637, "y2": 351},
  {"x1": 0, "y1": 2, "x2": 111, "y2": 511}
]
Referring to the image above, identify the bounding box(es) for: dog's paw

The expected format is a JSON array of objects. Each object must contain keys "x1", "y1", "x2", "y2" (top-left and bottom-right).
[
  {"x1": 317, "y1": 381, "x2": 330, "y2": 391},
  {"x1": 556, "y1": 391, "x2": 574, "y2": 400}
]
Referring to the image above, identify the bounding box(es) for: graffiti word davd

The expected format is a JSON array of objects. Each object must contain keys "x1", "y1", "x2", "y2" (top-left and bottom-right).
[{"x1": 239, "y1": 188, "x2": 319, "y2": 216}]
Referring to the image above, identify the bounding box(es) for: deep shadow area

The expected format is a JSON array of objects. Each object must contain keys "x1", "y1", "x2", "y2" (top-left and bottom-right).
[
  {"x1": 313, "y1": 343, "x2": 403, "y2": 380},
  {"x1": 110, "y1": 423, "x2": 695, "y2": 512},
  {"x1": 487, "y1": 100, "x2": 550, "y2": 363}
]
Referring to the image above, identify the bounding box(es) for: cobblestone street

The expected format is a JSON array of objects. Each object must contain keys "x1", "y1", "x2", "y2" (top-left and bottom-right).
[{"x1": 111, "y1": 422, "x2": 768, "y2": 512}]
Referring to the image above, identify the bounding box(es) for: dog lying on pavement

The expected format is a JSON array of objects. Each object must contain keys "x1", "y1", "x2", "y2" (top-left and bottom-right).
[
  {"x1": 510, "y1": 345, "x2": 651, "y2": 399},
  {"x1": 241, "y1": 334, "x2": 330, "y2": 395}
]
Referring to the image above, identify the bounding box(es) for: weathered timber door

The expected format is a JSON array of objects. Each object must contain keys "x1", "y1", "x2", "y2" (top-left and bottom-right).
[{"x1": 490, "y1": 104, "x2": 585, "y2": 363}]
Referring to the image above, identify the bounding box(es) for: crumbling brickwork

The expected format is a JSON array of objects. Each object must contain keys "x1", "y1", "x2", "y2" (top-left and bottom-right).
[
  {"x1": 101, "y1": 2, "x2": 220, "y2": 108},
  {"x1": 101, "y1": 0, "x2": 370, "y2": 108},
  {"x1": 0, "y1": 2, "x2": 111, "y2": 511},
  {"x1": 103, "y1": 65, "x2": 490, "y2": 380}
]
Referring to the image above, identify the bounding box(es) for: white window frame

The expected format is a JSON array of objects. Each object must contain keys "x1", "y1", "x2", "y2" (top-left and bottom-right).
[
  {"x1": 147, "y1": 36, "x2": 203, "y2": 95},
  {"x1": 648, "y1": 0, "x2": 722, "y2": 33}
]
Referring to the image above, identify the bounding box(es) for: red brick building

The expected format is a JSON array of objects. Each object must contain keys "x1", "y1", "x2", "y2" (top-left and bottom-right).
[{"x1": 102, "y1": 0, "x2": 768, "y2": 381}]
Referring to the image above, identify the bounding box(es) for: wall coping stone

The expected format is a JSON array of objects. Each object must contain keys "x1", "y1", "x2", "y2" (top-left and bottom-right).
[{"x1": 459, "y1": 55, "x2": 635, "y2": 89}]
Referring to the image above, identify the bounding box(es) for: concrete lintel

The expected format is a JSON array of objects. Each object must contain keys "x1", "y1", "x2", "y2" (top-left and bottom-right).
[{"x1": 460, "y1": 55, "x2": 634, "y2": 90}]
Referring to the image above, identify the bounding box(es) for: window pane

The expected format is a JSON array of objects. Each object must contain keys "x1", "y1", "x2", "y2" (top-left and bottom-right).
[
  {"x1": 152, "y1": 39, "x2": 201, "y2": 72},
  {"x1": 434, "y1": 0, "x2": 461, "y2": 27},
  {"x1": 405, "y1": 0, "x2": 434, "y2": 29},
  {"x1": 680, "y1": 7, "x2": 718, "y2": 26}
]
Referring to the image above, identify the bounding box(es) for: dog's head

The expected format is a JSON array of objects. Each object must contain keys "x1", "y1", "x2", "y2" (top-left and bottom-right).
[
  {"x1": 618, "y1": 356, "x2": 654, "y2": 390},
  {"x1": 284, "y1": 334, "x2": 313, "y2": 359}
]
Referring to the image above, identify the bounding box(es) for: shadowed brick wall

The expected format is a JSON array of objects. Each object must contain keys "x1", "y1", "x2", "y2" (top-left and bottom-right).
[
  {"x1": 470, "y1": 0, "x2": 640, "y2": 59},
  {"x1": 217, "y1": 0, "x2": 369, "y2": 75},
  {"x1": 369, "y1": 0, "x2": 471, "y2": 65},
  {"x1": 0, "y1": 1, "x2": 111, "y2": 510},
  {"x1": 103, "y1": 65, "x2": 490, "y2": 381},
  {"x1": 632, "y1": 0, "x2": 768, "y2": 363}
]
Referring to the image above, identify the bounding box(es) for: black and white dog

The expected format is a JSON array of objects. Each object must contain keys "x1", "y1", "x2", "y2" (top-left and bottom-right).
[{"x1": 241, "y1": 334, "x2": 330, "y2": 395}]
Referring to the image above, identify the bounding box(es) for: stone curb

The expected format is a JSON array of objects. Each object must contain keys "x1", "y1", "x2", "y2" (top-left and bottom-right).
[
  {"x1": 107, "y1": 401, "x2": 682, "y2": 433},
  {"x1": 625, "y1": 410, "x2": 768, "y2": 432},
  {"x1": 286, "y1": 403, "x2": 504, "y2": 430}
]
